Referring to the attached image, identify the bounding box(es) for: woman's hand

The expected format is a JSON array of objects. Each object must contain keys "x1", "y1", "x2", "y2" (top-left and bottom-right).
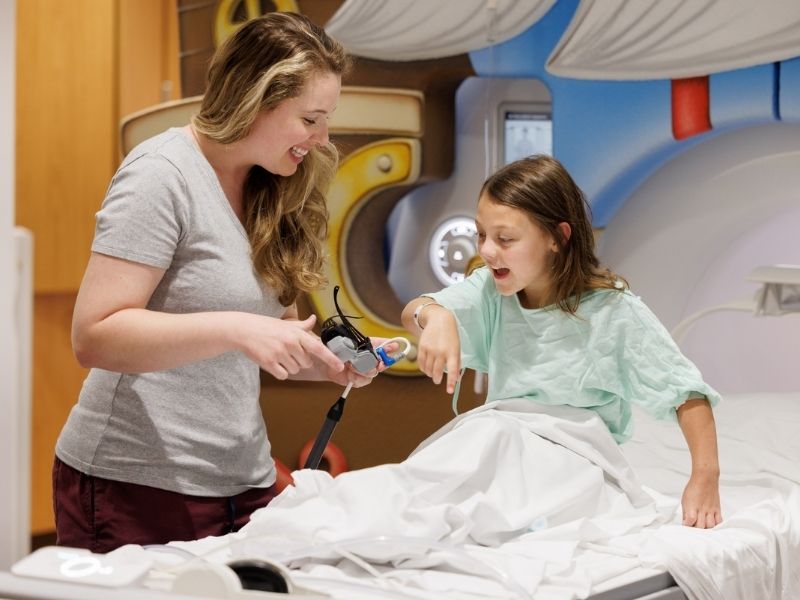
[
  {"x1": 292, "y1": 336, "x2": 403, "y2": 387},
  {"x1": 319, "y1": 361, "x2": 375, "y2": 387},
  {"x1": 371, "y1": 337, "x2": 401, "y2": 372},
  {"x1": 238, "y1": 313, "x2": 344, "y2": 381}
]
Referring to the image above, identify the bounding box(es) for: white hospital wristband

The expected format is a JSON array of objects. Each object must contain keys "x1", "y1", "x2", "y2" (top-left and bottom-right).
[{"x1": 413, "y1": 301, "x2": 439, "y2": 330}]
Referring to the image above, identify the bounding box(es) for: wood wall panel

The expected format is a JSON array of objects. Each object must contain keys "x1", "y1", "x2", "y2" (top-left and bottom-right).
[
  {"x1": 261, "y1": 371, "x2": 485, "y2": 474},
  {"x1": 15, "y1": 0, "x2": 118, "y2": 293},
  {"x1": 119, "y1": 0, "x2": 181, "y2": 127},
  {"x1": 30, "y1": 294, "x2": 87, "y2": 535},
  {"x1": 17, "y1": 0, "x2": 182, "y2": 536}
]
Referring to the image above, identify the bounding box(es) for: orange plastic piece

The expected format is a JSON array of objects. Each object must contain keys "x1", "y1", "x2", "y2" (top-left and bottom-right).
[
  {"x1": 273, "y1": 457, "x2": 295, "y2": 493},
  {"x1": 298, "y1": 440, "x2": 348, "y2": 476},
  {"x1": 671, "y1": 76, "x2": 712, "y2": 140}
]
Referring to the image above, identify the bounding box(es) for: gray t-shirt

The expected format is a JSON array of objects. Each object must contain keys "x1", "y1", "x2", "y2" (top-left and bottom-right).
[{"x1": 56, "y1": 128, "x2": 284, "y2": 496}]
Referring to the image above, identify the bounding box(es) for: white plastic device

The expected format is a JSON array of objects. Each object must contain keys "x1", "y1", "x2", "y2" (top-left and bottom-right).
[
  {"x1": 11, "y1": 546, "x2": 153, "y2": 588},
  {"x1": 169, "y1": 560, "x2": 329, "y2": 599}
]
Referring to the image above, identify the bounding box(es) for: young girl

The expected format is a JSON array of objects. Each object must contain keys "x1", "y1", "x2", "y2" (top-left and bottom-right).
[{"x1": 402, "y1": 155, "x2": 723, "y2": 529}]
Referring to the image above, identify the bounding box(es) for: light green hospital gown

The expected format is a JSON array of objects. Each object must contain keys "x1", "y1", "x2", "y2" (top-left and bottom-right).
[{"x1": 425, "y1": 267, "x2": 721, "y2": 443}]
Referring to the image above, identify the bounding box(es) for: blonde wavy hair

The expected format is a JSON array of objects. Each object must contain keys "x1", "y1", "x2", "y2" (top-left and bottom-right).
[{"x1": 192, "y1": 12, "x2": 351, "y2": 305}]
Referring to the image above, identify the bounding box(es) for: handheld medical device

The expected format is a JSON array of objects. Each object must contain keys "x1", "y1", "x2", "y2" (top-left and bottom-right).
[
  {"x1": 302, "y1": 383, "x2": 352, "y2": 470},
  {"x1": 305, "y1": 286, "x2": 410, "y2": 470},
  {"x1": 319, "y1": 285, "x2": 408, "y2": 373}
]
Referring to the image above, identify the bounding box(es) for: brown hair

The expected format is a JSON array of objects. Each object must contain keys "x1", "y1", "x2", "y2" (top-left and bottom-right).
[
  {"x1": 480, "y1": 155, "x2": 626, "y2": 314},
  {"x1": 192, "y1": 12, "x2": 351, "y2": 305}
]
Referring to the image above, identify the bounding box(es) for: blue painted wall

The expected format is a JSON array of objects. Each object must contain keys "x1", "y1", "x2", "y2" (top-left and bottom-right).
[{"x1": 469, "y1": 0, "x2": 800, "y2": 227}]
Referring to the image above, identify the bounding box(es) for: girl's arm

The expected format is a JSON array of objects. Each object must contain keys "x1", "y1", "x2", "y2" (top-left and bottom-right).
[
  {"x1": 401, "y1": 297, "x2": 461, "y2": 394},
  {"x1": 676, "y1": 398, "x2": 723, "y2": 528}
]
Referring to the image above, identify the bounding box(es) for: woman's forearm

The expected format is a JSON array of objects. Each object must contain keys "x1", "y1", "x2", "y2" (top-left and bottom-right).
[{"x1": 73, "y1": 308, "x2": 250, "y2": 373}]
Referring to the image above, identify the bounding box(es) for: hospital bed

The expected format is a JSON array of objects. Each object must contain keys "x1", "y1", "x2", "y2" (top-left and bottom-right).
[{"x1": 1, "y1": 391, "x2": 797, "y2": 600}]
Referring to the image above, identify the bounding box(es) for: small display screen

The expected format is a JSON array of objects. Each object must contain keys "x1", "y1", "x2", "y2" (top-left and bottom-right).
[{"x1": 503, "y1": 111, "x2": 552, "y2": 164}]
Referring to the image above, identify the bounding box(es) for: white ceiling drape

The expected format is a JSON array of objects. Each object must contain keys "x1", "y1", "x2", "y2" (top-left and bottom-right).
[
  {"x1": 324, "y1": 0, "x2": 555, "y2": 61},
  {"x1": 546, "y1": 0, "x2": 800, "y2": 80}
]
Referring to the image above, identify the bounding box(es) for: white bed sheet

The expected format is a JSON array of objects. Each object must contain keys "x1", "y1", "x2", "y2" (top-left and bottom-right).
[
  {"x1": 621, "y1": 392, "x2": 800, "y2": 599},
  {"x1": 134, "y1": 393, "x2": 800, "y2": 600}
]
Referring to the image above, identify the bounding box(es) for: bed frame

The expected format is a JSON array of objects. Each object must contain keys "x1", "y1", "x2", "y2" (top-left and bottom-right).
[
  {"x1": 588, "y1": 572, "x2": 686, "y2": 600},
  {"x1": 0, "y1": 569, "x2": 687, "y2": 600}
]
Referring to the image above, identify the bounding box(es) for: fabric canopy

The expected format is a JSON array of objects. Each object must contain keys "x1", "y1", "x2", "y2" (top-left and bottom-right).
[
  {"x1": 325, "y1": 0, "x2": 555, "y2": 61},
  {"x1": 547, "y1": 0, "x2": 800, "y2": 80}
]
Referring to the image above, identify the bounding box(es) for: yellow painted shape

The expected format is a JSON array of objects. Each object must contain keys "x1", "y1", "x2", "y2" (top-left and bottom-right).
[
  {"x1": 214, "y1": 0, "x2": 299, "y2": 48},
  {"x1": 309, "y1": 139, "x2": 422, "y2": 374}
]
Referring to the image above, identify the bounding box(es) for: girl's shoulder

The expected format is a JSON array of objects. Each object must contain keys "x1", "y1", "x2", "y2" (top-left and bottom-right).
[
  {"x1": 581, "y1": 287, "x2": 664, "y2": 334},
  {"x1": 578, "y1": 286, "x2": 643, "y2": 316}
]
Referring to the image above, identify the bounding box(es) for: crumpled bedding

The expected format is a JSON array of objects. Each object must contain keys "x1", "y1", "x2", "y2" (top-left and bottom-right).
[
  {"x1": 624, "y1": 393, "x2": 800, "y2": 600},
  {"x1": 159, "y1": 398, "x2": 800, "y2": 600}
]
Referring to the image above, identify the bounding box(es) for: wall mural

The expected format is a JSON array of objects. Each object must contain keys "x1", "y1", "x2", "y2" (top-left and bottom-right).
[
  {"x1": 165, "y1": 0, "x2": 800, "y2": 391},
  {"x1": 464, "y1": 0, "x2": 800, "y2": 228}
]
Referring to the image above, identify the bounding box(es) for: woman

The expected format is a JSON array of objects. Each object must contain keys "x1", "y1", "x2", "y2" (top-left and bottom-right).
[
  {"x1": 54, "y1": 12, "x2": 370, "y2": 552},
  {"x1": 403, "y1": 155, "x2": 723, "y2": 529}
]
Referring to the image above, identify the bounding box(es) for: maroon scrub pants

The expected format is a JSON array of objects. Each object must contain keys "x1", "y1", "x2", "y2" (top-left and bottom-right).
[{"x1": 52, "y1": 456, "x2": 278, "y2": 553}]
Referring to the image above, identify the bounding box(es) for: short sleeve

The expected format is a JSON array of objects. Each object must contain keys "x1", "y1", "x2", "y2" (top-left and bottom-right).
[
  {"x1": 92, "y1": 154, "x2": 188, "y2": 269},
  {"x1": 424, "y1": 267, "x2": 494, "y2": 373},
  {"x1": 616, "y1": 294, "x2": 722, "y2": 422}
]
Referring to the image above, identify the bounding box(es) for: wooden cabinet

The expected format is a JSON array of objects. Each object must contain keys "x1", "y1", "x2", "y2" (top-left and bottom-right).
[
  {"x1": 16, "y1": 0, "x2": 117, "y2": 293},
  {"x1": 16, "y1": 0, "x2": 180, "y2": 535}
]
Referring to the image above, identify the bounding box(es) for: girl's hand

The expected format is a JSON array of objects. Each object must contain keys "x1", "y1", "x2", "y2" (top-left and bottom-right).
[
  {"x1": 681, "y1": 471, "x2": 723, "y2": 528},
  {"x1": 416, "y1": 306, "x2": 462, "y2": 394}
]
